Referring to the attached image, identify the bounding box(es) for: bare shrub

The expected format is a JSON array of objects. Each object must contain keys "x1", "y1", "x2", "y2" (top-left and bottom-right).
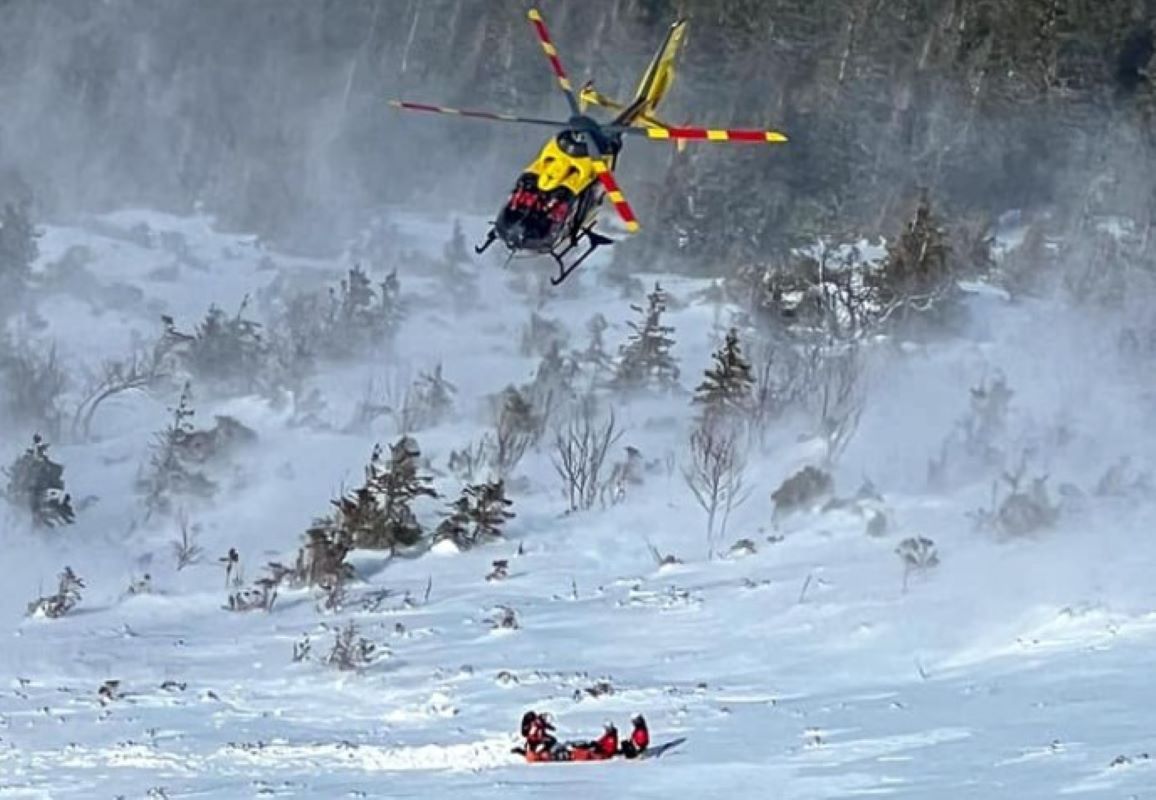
[
  {"x1": 599, "y1": 446, "x2": 645, "y2": 507},
  {"x1": 27, "y1": 567, "x2": 84, "y2": 618},
  {"x1": 928, "y1": 372, "x2": 1015, "y2": 489},
  {"x1": 325, "y1": 621, "x2": 379, "y2": 670},
  {"x1": 748, "y1": 337, "x2": 806, "y2": 442},
  {"x1": 343, "y1": 376, "x2": 394, "y2": 435},
  {"x1": 72, "y1": 335, "x2": 177, "y2": 441},
  {"x1": 448, "y1": 438, "x2": 491, "y2": 483},
  {"x1": 0, "y1": 337, "x2": 68, "y2": 438},
  {"x1": 491, "y1": 386, "x2": 537, "y2": 479},
  {"x1": 553, "y1": 399, "x2": 623, "y2": 512},
  {"x1": 806, "y1": 344, "x2": 866, "y2": 466},
  {"x1": 896, "y1": 536, "x2": 939, "y2": 592},
  {"x1": 683, "y1": 417, "x2": 751, "y2": 558},
  {"x1": 646, "y1": 541, "x2": 682, "y2": 568},
  {"x1": 400, "y1": 363, "x2": 456, "y2": 432}
]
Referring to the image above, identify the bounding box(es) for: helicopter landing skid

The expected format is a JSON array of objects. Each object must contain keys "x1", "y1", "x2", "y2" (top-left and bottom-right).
[
  {"x1": 549, "y1": 228, "x2": 614, "y2": 285},
  {"x1": 474, "y1": 228, "x2": 498, "y2": 255}
]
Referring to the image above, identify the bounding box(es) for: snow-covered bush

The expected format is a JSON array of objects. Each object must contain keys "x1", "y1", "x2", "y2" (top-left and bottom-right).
[
  {"x1": 4, "y1": 434, "x2": 75, "y2": 527},
  {"x1": 971, "y1": 456, "x2": 1060, "y2": 537},
  {"x1": 772, "y1": 466, "x2": 834, "y2": 522}
]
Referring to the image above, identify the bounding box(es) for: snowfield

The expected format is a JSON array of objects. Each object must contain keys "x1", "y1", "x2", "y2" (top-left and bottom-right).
[{"x1": 1, "y1": 209, "x2": 1154, "y2": 799}]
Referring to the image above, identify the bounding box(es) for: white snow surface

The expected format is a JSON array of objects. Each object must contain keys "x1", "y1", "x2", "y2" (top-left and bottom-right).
[{"x1": 1, "y1": 209, "x2": 1155, "y2": 799}]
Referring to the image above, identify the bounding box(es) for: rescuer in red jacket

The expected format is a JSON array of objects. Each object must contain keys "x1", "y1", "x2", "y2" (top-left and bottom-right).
[{"x1": 620, "y1": 714, "x2": 649, "y2": 758}]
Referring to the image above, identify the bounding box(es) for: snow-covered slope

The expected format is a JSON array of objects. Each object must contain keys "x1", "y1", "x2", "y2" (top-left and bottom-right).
[{"x1": 1, "y1": 210, "x2": 1154, "y2": 799}]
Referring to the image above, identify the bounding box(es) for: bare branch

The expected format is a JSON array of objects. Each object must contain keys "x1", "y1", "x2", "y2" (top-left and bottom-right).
[
  {"x1": 682, "y1": 416, "x2": 750, "y2": 559},
  {"x1": 552, "y1": 399, "x2": 623, "y2": 512}
]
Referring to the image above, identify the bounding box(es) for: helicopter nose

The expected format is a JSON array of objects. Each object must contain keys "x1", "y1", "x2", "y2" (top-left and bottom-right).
[{"x1": 506, "y1": 222, "x2": 526, "y2": 247}]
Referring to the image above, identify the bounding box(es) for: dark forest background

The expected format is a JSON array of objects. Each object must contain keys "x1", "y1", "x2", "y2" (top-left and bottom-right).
[{"x1": 0, "y1": 0, "x2": 1153, "y2": 263}]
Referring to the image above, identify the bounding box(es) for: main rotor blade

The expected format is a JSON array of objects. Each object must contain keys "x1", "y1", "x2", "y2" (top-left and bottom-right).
[
  {"x1": 591, "y1": 161, "x2": 640, "y2": 233},
  {"x1": 389, "y1": 100, "x2": 569, "y2": 129},
  {"x1": 582, "y1": 134, "x2": 639, "y2": 233},
  {"x1": 616, "y1": 124, "x2": 789, "y2": 143},
  {"x1": 527, "y1": 8, "x2": 582, "y2": 117}
]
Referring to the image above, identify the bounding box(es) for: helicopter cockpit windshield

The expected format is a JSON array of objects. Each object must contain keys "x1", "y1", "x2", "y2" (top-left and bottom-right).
[{"x1": 556, "y1": 130, "x2": 589, "y2": 157}]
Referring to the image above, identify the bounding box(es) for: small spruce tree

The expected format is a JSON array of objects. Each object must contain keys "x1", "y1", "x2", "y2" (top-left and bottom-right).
[
  {"x1": 4, "y1": 434, "x2": 75, "y2": 527},
  {"x1": 612, "y1": 282, "x2": 679, "y2": 392},
  {"x1": 137, "y1": 383, "x2": 217, "y2": 518},
  {"x1": 869, "y1": 193, "x2": 954, "y2": 314},
  {"x1": 693, "y1": 328, "x2": 755, "y2": 421},
  {"x1": 434, "y1": 480, "x2": 515, "y2": 550},
  {"x1": 330, "y1": 438, "x2": 438, "y2": 552},
  {"x1": 182, "y1": 298, "x2": 272, "y2": 394}
]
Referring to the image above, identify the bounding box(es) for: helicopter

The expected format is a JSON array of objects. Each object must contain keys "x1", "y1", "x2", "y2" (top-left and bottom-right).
[{"x1": 390, "y1": 8, "x2": 787, "y2": 285}]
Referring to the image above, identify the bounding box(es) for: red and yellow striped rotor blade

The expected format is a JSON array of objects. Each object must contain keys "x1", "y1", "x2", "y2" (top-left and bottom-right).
[
  {"x1": 591, "y1": 160, "x2": 640, "y2": 233},
  {"x1": 628, "y1": 125, "x2": 789, "y2": 143},
  {"x1": 389, "y1": 100, "x2": 568, "y2": 129},
  {"x1": 527, "y1": 8, "x2": 581, "y2": 116}
]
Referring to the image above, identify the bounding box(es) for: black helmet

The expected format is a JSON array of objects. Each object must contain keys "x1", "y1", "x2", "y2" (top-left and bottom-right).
[
  {"x1": 632, "y1": 713, "x2": 647, "y2": 727},
  {"x1": 521, "y1": 710, "x2": 537, "y2": 734}
]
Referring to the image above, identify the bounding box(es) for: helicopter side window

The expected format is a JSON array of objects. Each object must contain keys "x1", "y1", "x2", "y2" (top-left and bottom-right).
[{"x1": 556, "y1": 131, "x2": 589, "y2": 157}]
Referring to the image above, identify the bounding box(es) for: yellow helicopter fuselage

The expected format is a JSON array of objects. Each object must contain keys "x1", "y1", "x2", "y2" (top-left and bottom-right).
[{"x1": 523, "y1": 136, "x2": 600, "y2": 196}]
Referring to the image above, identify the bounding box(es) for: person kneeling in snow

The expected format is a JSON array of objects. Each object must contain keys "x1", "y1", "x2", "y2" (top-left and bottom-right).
[
  {"x1": 593, "y1": 721, "x2": 619, "y2": 758},
  {"x1": 619, "y1": 714, "x2": 649, "y2": 759},
  {"x1": 520, "y1": 710, "x2": 557, "y2": 755}
]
